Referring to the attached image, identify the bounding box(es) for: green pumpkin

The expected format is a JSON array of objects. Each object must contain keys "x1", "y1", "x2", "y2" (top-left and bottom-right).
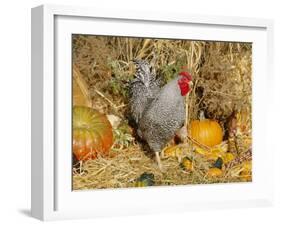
[
  {"x1": 135, "y1": 173, "x2": 155, "y2": 187},
  {"x1": 214, "y1": 157, "x2": 223, "y2": 169}
]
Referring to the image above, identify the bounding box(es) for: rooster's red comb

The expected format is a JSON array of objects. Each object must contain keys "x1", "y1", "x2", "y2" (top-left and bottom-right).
[{"x1": 179, "y1": 71, "x2": 192, "y2": 81}]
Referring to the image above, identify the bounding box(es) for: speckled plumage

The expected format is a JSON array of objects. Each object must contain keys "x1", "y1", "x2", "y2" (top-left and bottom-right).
[
  {"x1": 138, "y1": 78, "x2": 186, "y2": 152},
  {"x1": 130, "y1": 60, "x2": 186, "y2": 154},
  {"x1": 129, "y1": 60, "x2": 161, "y2": 124}
]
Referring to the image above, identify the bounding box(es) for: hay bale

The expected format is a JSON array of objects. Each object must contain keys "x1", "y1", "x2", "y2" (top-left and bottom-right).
[{"x1": 195, "y1": 43, "x2": 252, "y2": 122}]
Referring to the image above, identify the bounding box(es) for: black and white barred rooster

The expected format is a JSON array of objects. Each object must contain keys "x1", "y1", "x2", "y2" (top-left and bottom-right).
[{"x1": 130, "y1": 60, "x2": 192, "y2": 170}]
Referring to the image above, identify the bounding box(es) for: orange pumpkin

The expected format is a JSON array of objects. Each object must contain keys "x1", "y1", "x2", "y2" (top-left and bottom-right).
[
  {"x1": 206, "y1": 168, "x2": 223, "y2": 178},
  {"x1": 190, "y1": 119, "x2": 223, "y2": 147},
  {"x1": 73, "y1": 106, "x2": 113, "y2": 161}
]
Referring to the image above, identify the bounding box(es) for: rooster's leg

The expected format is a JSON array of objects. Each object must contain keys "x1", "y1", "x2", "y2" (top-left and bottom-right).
[
  {"x1": 79, "y1": 160, "x2": 83, "y2": 174},
  {"x1": 155, "y1": 152, "x2": 163, "y2": 172}
]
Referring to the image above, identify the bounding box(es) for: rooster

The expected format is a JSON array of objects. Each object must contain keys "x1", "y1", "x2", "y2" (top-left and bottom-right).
[{"x1": 130, "y1": 60, "x2": 192, "y2": 170}]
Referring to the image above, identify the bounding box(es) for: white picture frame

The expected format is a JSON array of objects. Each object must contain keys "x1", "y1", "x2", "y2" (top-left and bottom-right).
[{"x1": 31, "y1": 4, "x2": 274, "y2": 221}]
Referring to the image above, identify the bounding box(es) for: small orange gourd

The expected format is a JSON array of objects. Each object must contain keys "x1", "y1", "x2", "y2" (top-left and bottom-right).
[
  {"x1": 206, "y1": 168, "x2": 223, "y2": 178},
  {"x1": 73, "y1": 106, "x2": 113, "y2": 161}
]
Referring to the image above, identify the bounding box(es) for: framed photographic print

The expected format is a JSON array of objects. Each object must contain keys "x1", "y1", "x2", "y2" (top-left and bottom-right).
[{"x1": 31, "y1": 4, "x2": 274, "y2": 221}]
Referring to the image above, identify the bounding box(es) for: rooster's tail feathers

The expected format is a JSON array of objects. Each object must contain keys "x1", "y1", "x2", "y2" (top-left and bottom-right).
[{"x1": 133, "y1": 59, "x2": 156, "y2": 85}]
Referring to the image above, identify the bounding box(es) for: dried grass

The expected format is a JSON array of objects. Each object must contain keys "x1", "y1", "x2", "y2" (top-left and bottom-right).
[{"x1": 73, "y1": 141, "x2": 250, "y2": 190}]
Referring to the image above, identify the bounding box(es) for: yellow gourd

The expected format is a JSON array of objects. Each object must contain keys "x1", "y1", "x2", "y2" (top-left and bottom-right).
[
  {"x1": 206, "y1": 157, "x2": 224, "y2": 178},
  {"x1": 180, "y1": 157, "x2": 193, "y2": 171}
]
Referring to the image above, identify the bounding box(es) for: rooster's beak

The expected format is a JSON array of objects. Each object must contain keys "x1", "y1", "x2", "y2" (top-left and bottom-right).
[{"x1": 189, "y1": 81, "x2": 194, "y2": 89}]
